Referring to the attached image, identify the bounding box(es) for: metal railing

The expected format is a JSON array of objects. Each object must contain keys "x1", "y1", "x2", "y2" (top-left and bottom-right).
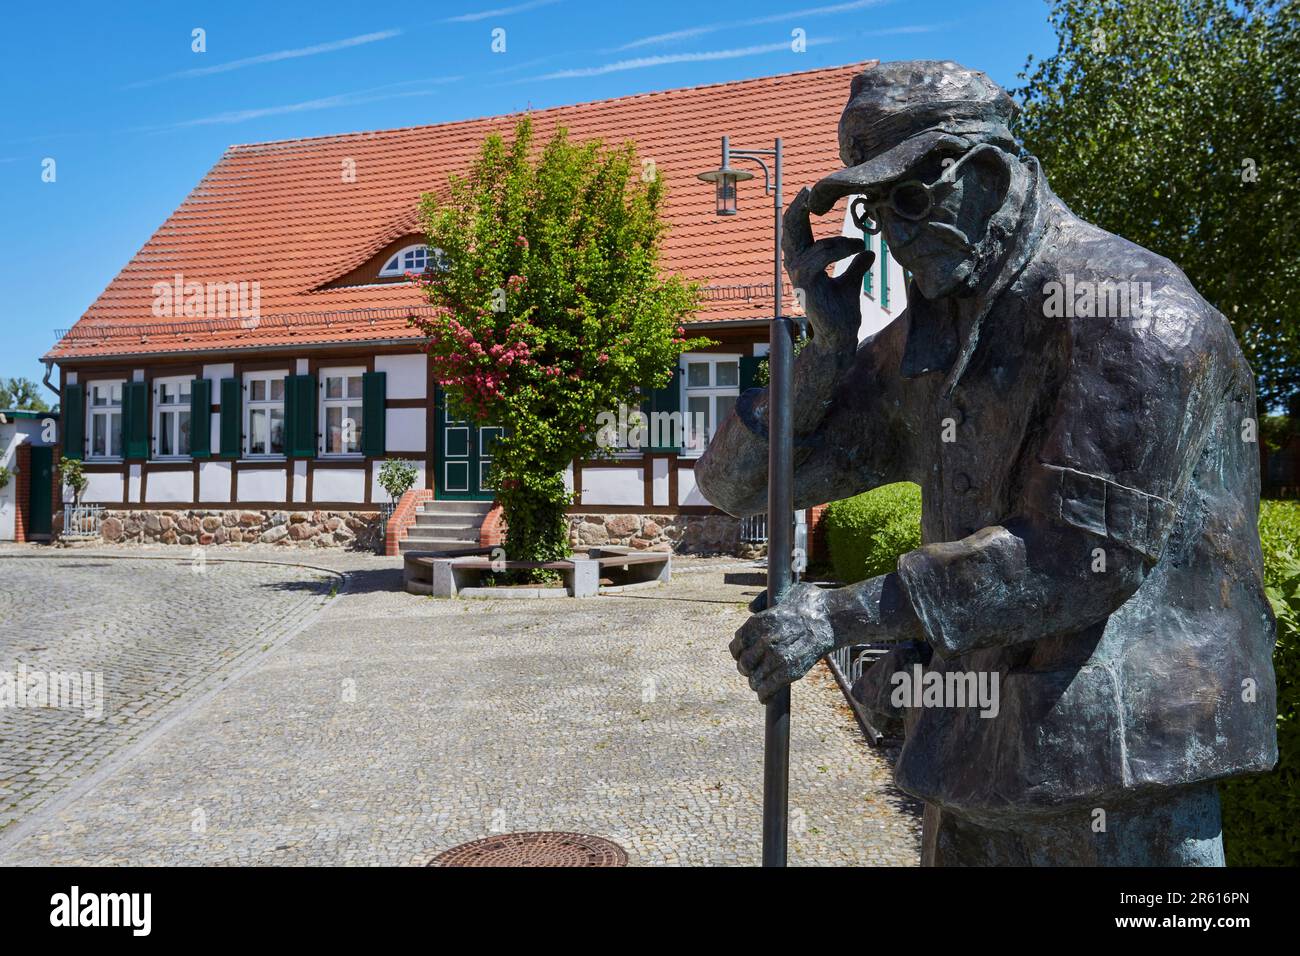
[
  {"x1": 377, "y1": 500, "x2": 398, "y2": 553},
  {"x1": 824, "y1": 641, "x2": 901, "y2": 748},
  {"x1": 62, "y1": 503, "x2": 104, "y2": 538},
  {"x1": 740, "y1": 512, "x2": 768, "y2": 543}
]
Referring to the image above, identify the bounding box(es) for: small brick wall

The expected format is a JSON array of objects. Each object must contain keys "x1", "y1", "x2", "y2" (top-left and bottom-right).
[
  {"x1": 383, "y1": 488, "x2": 433, "y2": 556},
  {"x1": 13, "y1": 443, "x2": 30, "y2": 543},
  {"x1": 479, "y1": 502, "x2": 505, "y2": 548}
]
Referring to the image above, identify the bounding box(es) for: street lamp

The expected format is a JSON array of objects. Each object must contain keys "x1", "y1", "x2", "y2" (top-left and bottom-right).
[
  {"x1": 696, "y1": 137, "x2": 755, "y2": 215},
  {"x1": 697, "y1": 135, "x2": 795, "y2": 868}
]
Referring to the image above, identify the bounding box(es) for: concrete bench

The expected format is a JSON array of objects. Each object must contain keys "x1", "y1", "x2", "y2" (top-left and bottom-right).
[{"x1": 402, "y1": 547, "x2": 671, "y2": 598}]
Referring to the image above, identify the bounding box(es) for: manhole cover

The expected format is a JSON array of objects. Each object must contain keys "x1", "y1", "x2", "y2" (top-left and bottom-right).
[{"x1": 429, "y1": 831, "x2": 628, "y2": 867}]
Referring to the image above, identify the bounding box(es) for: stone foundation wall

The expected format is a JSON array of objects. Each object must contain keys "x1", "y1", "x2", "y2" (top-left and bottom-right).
[
  {"x1": 63, "y1": 509, "x2": 383, "y2": 551},
  {"x1": 567, "y1": 512, "x2": 764, "y2": 558}
]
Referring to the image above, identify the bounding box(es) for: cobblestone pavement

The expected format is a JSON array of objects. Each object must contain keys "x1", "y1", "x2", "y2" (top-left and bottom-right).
[
  {"x1": 0, "y1": 551, "x2": 338, "y2": 832},
  {"x1": 0, "y1": 547, "x2": 921, "y2": 865}
]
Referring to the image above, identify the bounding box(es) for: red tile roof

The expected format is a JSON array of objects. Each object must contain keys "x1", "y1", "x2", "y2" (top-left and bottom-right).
[{"x1": 47, "y1": 62, "x2": 868, "y2": 362}]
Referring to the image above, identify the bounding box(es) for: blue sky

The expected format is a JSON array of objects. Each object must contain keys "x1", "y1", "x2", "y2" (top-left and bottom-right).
[{"x1": 0, "y1": 0, "x2": 1058, "y2": 392}]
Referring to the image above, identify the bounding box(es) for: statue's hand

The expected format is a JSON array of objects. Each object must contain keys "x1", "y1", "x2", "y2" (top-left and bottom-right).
[
  {"x1": 730, "y1": 582, "x2": 835, "y2": 704},
  {"x1": 782, "y1": 187, "x2": 875, "y2": 346}
]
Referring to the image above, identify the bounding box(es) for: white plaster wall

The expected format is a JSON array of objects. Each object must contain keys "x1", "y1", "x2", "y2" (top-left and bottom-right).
[
  {"x1": 128, "y1": 463, "x2": 142, "y2": 502},
  {"x1": 202, "y1": 363, "x2": 234, "y2": 387},
  {"x1": 385, "y1": 408, "x2": 425, "y2": 452},
  {"x1": 312, "y1": 468, "x2": 367, "y2": 503},
  {"x1": 292, "y1": 461, "x2": 308, "y2": 503},
  {"x1": 370, "y1": 460, "x2": 426, "y2": 505},
  {"x1": 375, "y1": 353, "x2": 427, "y2": 400},
  {"x1": 580, "y1": 466, "x2": 644, "y2": 506},
  {"x1": 238, "y1": 468, "x2": 286, "y2": 502},
  {"x1": 145, "y1": 469, "x2": 192, "y2": 503},
  {"x1": 651, "y1": 458, "x2": 670, "y2": 507},
  {"x1": 83, "y1": 470, "x2": 125, "y2": 504},
  {"x1": 0, "y1": 422, "x2": 15, "y2": 539},
  {"x1": 677, "y1": 467, "x2": 710, "y2": 507},
  {"x1": 199, "y1": 461, "x2": 232, "y2": 502}
]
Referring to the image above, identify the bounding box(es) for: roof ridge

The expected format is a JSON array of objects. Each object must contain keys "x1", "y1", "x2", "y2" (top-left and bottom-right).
[{"x1": 225, "y1": 61, "x2": 869, "y2": 152}]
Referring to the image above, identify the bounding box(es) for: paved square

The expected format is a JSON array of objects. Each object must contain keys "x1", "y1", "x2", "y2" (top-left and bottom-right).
[
  {"x1": 0, "y1": 552, "x2": 338, "y2": 831},
  {"x1": 0, "y1": 549, "x2": 920, "y2": 865}
]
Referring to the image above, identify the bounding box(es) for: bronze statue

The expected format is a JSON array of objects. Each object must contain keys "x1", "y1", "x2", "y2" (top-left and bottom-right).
[{"x1": 696, "y1": 60, "x2": 1278, "y2": 866}]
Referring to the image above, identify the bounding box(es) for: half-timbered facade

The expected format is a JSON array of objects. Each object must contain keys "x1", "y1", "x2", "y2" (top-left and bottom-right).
[{"x1": 43, "y1": 62, "x2": 905, "y2": 552}]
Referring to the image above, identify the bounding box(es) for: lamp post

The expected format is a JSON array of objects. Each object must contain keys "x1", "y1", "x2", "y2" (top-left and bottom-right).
[{"x1": 698, "y1": 135, "x2": 794, "y2": 868}]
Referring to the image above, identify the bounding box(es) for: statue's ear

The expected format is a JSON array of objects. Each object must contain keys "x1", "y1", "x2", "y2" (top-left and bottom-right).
[{"x1": 965, "y1": 146, "x2": 1013, "y2": 207}]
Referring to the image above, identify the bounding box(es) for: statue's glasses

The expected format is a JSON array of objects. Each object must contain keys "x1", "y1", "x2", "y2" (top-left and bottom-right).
[{"x1": 851, "y1": 142, "x2": 1000, "y2": 235}]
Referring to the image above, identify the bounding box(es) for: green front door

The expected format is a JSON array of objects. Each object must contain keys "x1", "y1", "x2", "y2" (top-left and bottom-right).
[
  {"x1": 28, "y1": 446, "x2": 53, "y2": 537},
  {"x1": 434, "y1": 387, "x2": 499, "y2": 501}
]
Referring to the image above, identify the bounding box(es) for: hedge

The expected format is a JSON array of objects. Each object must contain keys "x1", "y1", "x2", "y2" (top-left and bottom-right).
[
  {"x1": 823, "y1": 485, "x2": 1300, "y2": 866},
  {"x1": 822, "y1": 482, "x2": 923, "y2": 584},
  {"x1": 1221, "y1": 500, "x2": 1300, "y2": 866}
]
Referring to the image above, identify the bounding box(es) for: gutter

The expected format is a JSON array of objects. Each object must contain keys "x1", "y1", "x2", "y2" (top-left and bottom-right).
[
  {"x1": 42, "y1": 336, "x2": 432, "y2": 365},
  {"x1": 42, "y1": 360, "x2": 59, "y2": 401}
]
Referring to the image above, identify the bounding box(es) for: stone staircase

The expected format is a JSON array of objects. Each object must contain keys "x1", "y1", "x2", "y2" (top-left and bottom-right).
[{"x1": 398, "y1": 500, "x2": 492, "y2": 554}]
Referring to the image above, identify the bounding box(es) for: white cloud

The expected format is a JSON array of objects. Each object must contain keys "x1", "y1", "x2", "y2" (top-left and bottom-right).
[
  {"x1": 124, "y1": 30, "x2": 403, "y2": 89},
  {"x1": 137, "y1": 77, "x2": 460, "y2": 131},
  {"x1": 613, "y1": 0, "x2": 891, "y2": 52},
  {"x1": 444, "y1": 0, "x2": 561, "y2": 23},
  {"x1": 536, "y1": 38, "x2": 835, "y2": 80}
]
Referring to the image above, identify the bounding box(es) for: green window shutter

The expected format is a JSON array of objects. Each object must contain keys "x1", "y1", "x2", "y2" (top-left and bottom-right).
[
  {"x1": 643, "y1": 364, "x2": 682, "y2": 453},
  {"x1": 880, "y1": 234, "x2": 890, "y2": 310},
  {"x1": 862, "y1": 230, "x2": 874, "y2": 295},
  {"x1": 361, "y1": 371, "x2": 386, "y2": 457},
  {"x1": 285, "y1": 374, "x2": 317, "y2": 458},
  {"x1": 62, "y1": 383, "x2": 85, "y2": 460},
  {"x1": 739, "y1": 356, "x2": 764, "y2": 393},
  {"x1": 122, "y1": 380, "x2": 149, "y2": 460},
  {"x1": 219, "y1": 378, "x2": 241, "y2": 458},
  {"x1": 189, "y1": 378, "x2": 212, "y2": 458}
]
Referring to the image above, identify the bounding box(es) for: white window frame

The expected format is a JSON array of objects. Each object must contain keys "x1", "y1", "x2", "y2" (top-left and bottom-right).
[
  {"x1": 152, "y1": 375, "x2": 192, "y2": 460},
  {"x1": 85, "y1": 379, "x2": 125, "y2": 461},
  {"x1": 244, "y1": 371, "x2": 287, "y2": 459},
  {"x1": 318, "y1": 367, "x2": 365, "y2": 458},
  {"x1": 680, "y1": 353, "x2": 741, "y2": 457},
  {"x1": 378, "y1": 243, "x2": 446, "y2": 278}
]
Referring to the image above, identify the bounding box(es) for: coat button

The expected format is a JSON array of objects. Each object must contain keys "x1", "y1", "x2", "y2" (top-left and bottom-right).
[{"x1": 952, "y1": 472, "x2": 972, "y2": 494}]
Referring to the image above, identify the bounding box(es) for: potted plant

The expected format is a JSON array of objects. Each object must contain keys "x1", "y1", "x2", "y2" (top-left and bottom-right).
[{"x1": 377, "y1": 458, "x2": 418, "y2": 505}]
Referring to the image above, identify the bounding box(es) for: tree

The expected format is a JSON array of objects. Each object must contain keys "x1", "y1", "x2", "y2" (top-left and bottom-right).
[
  {"x1": 0, "y1": 377, "x2": 50, "y2": 412},
  {"x1": 1016, "y1": 0, "x2": 1299, "y2": 411},
  {"x1": 411, "y1": 117, "x2": 702, "y2": 564}
]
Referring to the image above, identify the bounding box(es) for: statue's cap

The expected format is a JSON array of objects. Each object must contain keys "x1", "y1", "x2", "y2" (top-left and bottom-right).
[{"x1": 809, "y1": 60, "x2": 1020, "y2": 213}]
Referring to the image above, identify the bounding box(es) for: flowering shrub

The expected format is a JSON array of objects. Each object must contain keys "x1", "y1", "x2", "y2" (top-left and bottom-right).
[{"x1": 411, "y1": 117, "x2": 703, "y2": 563}]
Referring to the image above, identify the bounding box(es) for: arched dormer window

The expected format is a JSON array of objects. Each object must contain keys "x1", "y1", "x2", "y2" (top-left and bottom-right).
[{"x1": 379, "y1": 244, "x2": 446, "y2": 278}]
